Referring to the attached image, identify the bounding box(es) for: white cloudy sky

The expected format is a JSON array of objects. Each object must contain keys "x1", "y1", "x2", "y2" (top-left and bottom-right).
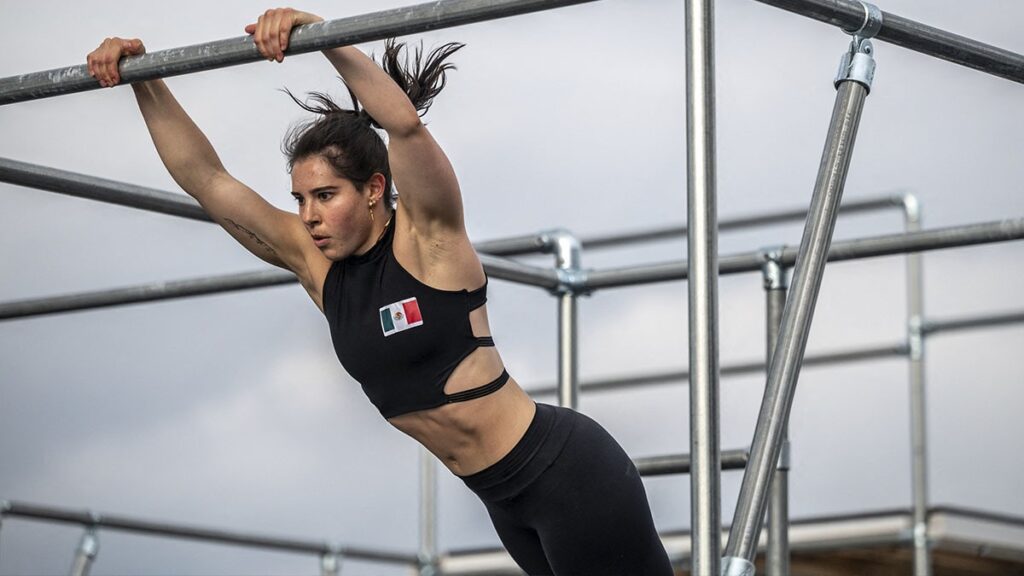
[{"x1": 1, "y1": 1, "x2": 1022, "y2": 574}]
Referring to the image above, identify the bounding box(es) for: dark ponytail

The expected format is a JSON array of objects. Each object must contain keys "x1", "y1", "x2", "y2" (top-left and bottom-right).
[
  {"x1": 379, "y1": 39, "x2": 464, "y2": 121},
  {"x1": 282, "y1": 39, "x2": 464, "y2": 203}
]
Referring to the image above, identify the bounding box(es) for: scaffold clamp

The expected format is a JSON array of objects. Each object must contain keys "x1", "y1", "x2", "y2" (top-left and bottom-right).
[
  {"x1": 721, "y1": 556, "x2": 756, "y2": 576},
  {"x1": 835, "y1": 2, "x2": 881, "y2": 91},
  {"x1": 759, "y1": 245, "x2": 789, "y2": 291},
  {"x1": 842, "y1": 1, "x2": 883, "y2": 39}
]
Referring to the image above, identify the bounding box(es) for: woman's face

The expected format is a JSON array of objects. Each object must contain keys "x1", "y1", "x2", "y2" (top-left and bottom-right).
[{"x1": 291, "y1": 155, "x2": 378, "y2": 261}]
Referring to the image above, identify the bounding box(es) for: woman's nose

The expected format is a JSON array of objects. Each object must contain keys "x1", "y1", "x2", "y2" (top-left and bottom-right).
[{"x1": 300, "y1": 204, "x2": 320, "y2": 226}]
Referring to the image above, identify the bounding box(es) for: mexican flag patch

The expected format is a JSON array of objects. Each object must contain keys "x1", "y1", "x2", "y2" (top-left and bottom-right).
[{"x1": 379, "y1": 297, "x2": 424, "y2": 336}]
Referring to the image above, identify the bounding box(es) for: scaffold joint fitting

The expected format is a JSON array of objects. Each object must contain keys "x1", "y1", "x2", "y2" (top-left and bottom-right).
[
  {"x1": 842, "y1": 1, "x2": 883, "y2": 39},
  {"x1": 777, "y1": 439, "x2": 792, "y2": 471},
  {"x1": 760, "y1": 245, "x2": 789, "y2": 291},
  {"x1": 836, "y1": 36, "x2": 877, "y2": 91},
  {"x1": 320, "y1": 549, "x2": 341, "y2": 576},
  {"x1": 721, "y1": 556, "x2": 756, "y2": 576},
  {"x1": 553, "y1": 267, "x2": 589, "y2": 295},
  {"x1": 77, "y1": 528, "x2": 100, "y2": 558},
  {"x1": 908, "y1": 315, "x2": 924, "y2": 360}
]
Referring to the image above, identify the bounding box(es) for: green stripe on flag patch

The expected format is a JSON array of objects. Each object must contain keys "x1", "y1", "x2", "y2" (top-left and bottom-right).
[{"x1": 380, "y1": 308, "x2": 395, "y2": 333}]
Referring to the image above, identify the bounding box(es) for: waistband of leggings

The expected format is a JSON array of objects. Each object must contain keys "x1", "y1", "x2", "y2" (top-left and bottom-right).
[{"x1": 459, "y1": 402, "x2": 575, "y2": 501}]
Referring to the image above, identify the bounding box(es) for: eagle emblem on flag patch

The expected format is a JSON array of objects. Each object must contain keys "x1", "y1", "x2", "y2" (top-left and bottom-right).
[{"x1": 380, "y1": 297, "x2": 424, "y2": 336}]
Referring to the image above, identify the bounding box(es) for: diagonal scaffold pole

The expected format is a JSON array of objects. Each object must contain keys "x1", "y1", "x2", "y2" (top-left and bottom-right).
[
  {"x1": 723, "y1": 5, "x2": 882, "y2": 573},
  {"x1": 0, "y1": 0, "x2": 598, "y2": 106}
]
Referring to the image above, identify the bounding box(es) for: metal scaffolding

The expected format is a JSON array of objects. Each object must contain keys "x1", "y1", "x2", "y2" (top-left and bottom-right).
[
  {"x1": 0, "y1": 500, "x2": 415, "y2": 575},
  {"x1": 1, "y1": 0, "x2": 1023, "y2": 575}
]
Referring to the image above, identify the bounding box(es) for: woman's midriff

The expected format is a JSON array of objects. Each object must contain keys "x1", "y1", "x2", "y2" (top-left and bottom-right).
[{"x1": 387, "y1": 375, "x2": 537, "y2": 477}]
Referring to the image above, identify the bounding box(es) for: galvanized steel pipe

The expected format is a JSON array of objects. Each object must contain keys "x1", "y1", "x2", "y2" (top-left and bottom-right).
[
  {"x1": 724, "y1": 77, "x2": 871, "y2": 566},
  {"x1": 2, "y1": 500, "x2": 417, "y2": 564},
  {"x1": 0, "y1": 0, "x2": 599, "y2": 105},
  {"x1": 579, "y1": 218, "x2": 1024, "y2": 291},
  {"x1": 763, "y1": 253, "x2": 791, "y2": 576},
  {"x1": 0, "y1": 157, "x2": 210, "y2": 222},
  {"x1": 751, "y1": 0, "x2": 1024, "y2": 84},
  {"x1": 904, "y1": 196, "x2": 931, "y2": 576},
  {"x1": 634, "y1": 449, "x2": 749, "y2": 477},
  {"x1": 0, "y1": 256, "x2": 558, "y2": 321},
  {"x1": 685, "y1": 0, "x2": 722, "y2": 573}
]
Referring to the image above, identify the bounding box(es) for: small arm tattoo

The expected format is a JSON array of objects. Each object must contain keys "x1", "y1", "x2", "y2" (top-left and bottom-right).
[{"x1": 225, "y1": 218, "x2": 277, "y2": 256}]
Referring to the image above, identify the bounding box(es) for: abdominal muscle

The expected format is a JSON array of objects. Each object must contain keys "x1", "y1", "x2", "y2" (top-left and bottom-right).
[{"x1": 386, "y1": 341, "x2": 537, "y2": 477}]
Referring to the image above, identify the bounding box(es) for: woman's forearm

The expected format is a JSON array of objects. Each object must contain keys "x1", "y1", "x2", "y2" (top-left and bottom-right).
[
  {"x1": 131, "y1": 79, "x2": 229, "y2": 197},
  {"x1": 322, "y1": 46, "x2": 422, "y2": 137}
]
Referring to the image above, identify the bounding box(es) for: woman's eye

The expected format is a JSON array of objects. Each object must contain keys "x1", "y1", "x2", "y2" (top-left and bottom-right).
[{"x1": 317, "y1": 192, "x2": 332, "y2": 201}]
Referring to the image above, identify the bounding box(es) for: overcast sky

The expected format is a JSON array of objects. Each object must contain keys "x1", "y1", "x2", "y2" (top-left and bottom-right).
[{"x1": 1, "y1": 1, "x2": 1022, "y2": 574}]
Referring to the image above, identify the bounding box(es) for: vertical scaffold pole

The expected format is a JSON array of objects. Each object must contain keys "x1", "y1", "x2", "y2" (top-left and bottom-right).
[
  {"x1": 686, "y1": 0, "x2": 722, "y2": 574},
  {"x1": 904, "y1": 196, "x2": 931, "y2": 576},
  {"x1": 558, "y1": 290, "x2": 578, "y2": 410},
  {"x1": 69, "y1": 528, "x2": 99, "y2": 576},
  {"x1": 762, "y1": 249, "x2": 790, "y2": 576},
  {"x1": 419, "y1": 446, "x2": 439, "y2": 576},
  {"x1": 551, "y1": 231, "x2": 582, "y2": 410},
  {"x1": 723, "y1": 5, "x2": 882, "y2": 574}
]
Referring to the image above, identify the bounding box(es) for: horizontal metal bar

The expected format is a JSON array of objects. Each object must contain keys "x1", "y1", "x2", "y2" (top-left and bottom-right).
[
  {"x1": 3, "y1": 156, "x2": 907, "y2": 260},
  {"x1": 582, "y1": 219, "x2": 1024, "y2": 290},
  {"x1": 0, "y1": 500, "x2": 417, "y2": 564},
  {"x1": 475, "y1": 195, "x2": 905, "y2": 256},
  {"x1": 583, "y1": 260, "x2": 689, "y2": 291},
  {"x1": 0, "y1": 157, "x2": 561, "y2": 293},
  {"x1": 472, "y1": 234, "x2": 550, "y2": 257},
  {"x1": 0, "y1": 256, "x2": 557, "y2": 321},
  {"x1": 0, "y1": 0, "x2": 597, "y2": 105},
  {"x1": 478, "y1": 254, "x2": 561, "y2": 290},
  {"x1": 3, "y1": 218, "x2": 1019, "y2": 320},
  {"x1": 0, "y1": 270, "x2": 297, "y2": 320},
  {"x1": 0, "y1": 157, "x2": 210, "y2": 222},
  {"x1": 922, "y1": 309, "x2": 1024, "y2": 336},
  {"x1": 635, "y1": 449, "x2": 749, "y2": 477},
  {"x1": 751, "y1": 0, "x2": 1024, "y2": 85},
  {"x1": 526, "y1": 342, "x2": 908, "y2": 396}
]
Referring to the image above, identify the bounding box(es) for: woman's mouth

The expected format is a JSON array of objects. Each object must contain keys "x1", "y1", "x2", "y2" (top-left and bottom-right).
[{"x1": 312, "y1": 235, "x2": 330, "y2": 248}]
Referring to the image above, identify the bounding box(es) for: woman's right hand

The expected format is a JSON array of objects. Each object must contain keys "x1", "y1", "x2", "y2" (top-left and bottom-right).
[
  {"x1": 87, "y1": 37, "x2": 146, "y2": 87},
  {"x1": 245, "y1": 8, "x2": 324, "y2": 63}
]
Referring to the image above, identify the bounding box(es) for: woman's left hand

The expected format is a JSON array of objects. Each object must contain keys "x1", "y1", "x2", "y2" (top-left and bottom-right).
[{"x1": 245, "y1": 8, "x2": 324, "y2": 62}]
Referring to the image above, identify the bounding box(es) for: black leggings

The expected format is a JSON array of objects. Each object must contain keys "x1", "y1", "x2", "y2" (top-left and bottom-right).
[{"x1": 460, "y1": 403, "x2": 673, "y2": 575}]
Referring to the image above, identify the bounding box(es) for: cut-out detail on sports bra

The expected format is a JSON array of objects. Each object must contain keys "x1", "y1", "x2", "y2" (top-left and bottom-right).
[{"x1": 321, "y1": 211, "x2": 509, "y2": 418}]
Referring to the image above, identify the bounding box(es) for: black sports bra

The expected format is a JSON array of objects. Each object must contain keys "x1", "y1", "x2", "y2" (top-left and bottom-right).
[{"x1": 321, "y1": 213, "x2": 509, "y2": 418}]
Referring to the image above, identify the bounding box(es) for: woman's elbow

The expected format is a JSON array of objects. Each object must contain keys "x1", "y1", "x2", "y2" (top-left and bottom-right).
[{"x1": 386, "y1": 111, "x2": 425, "y2": 140}]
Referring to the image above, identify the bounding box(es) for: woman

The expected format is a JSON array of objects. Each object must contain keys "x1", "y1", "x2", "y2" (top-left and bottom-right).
[{"x1": 87, "y1": 8, "x2": 672, "y2": 574}]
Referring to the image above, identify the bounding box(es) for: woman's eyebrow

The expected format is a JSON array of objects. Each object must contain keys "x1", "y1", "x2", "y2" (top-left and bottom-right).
[{"x1": 292, "y1": 185, "x2": 338, "y2": 195}]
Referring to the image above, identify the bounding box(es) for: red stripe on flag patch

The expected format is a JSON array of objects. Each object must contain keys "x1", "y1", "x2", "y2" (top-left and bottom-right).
[{"x1": 402, "y1": 299, "x2": 423, "y2": 324}]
